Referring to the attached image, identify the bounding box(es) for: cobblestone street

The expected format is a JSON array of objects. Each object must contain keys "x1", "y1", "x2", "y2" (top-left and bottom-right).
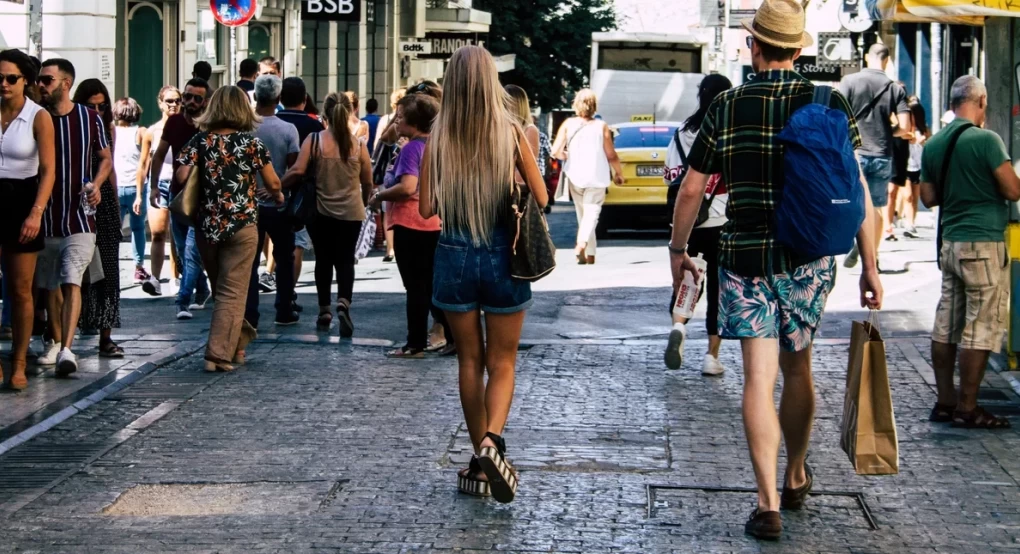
[{"x1": 4, "y1": 212, "x2": 1020, "y2": 552}]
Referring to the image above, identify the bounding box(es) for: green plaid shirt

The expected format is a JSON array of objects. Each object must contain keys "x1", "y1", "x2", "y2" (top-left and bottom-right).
[{"x1": 687, "y1": 70, "x2": 863, "y2": 277}]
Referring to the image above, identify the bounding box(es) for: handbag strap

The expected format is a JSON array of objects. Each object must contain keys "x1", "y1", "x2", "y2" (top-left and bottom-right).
[
  {"x1": 853, "y1": 80, "x2": 894, "y2": 122},
  {"x1": 934, "y1": 122, "x2": 975, "y2": 269}
]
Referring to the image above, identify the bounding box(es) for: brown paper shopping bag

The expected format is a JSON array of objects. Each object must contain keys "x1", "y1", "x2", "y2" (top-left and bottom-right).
[{"x1": 840, "y1": 313, "x2": 899, "y2": 475}]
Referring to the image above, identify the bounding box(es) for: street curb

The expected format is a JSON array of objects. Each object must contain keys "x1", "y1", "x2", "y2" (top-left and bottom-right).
[
  {"x1": 988, "y1": 352, "x2": 1020, "y2": 397},
  {"x1": 0, "y1": 340, "x2": 204, "y2": 457}
]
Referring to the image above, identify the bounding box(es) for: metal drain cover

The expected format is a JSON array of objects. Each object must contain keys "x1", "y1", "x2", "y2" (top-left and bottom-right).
[{"x1": 103, "y1": 480, "x2": 345, "y2": 516}]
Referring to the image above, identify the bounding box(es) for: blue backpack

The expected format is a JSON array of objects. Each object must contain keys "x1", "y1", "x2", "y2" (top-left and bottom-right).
[{"x1": 774, "y1": 86, "x2": 864, "y2": 259}]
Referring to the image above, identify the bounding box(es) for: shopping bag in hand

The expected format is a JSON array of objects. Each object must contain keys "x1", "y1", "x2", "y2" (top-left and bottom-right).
[
  {"x1": 840, "y1": 312, "x2": 899, "y2": 475},
  {"x1": 355, "y1": 208, "x2": 377, "y2": 261}
]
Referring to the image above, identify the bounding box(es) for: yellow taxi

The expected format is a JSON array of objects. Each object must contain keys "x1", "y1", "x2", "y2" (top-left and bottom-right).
[{"x1": 597, "y1": 122, "x2": 680, "y2": 237}]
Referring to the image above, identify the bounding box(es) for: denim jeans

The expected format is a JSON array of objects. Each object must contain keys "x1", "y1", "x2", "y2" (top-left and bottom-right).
[
  {"x1": 244, "y1": 206, "x2": 295, "y2": 328},
  {"x1": 170, "y1": 212, "x2": 210, "y2": 308},
  {"x1": 118, "y1": 185, "x2": 148, "y2": 267}
]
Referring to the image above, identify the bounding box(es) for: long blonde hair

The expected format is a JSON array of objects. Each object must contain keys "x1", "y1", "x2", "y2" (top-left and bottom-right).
[
  {"x1": 323, "y1": 92, "x2": 355, "y2": 160},
  {"x1": 426, "y1": 46, "x2": 518, "y2": 244},
  {"x1": 504, "y1": 85, "x2": 532, "y2": 126}
]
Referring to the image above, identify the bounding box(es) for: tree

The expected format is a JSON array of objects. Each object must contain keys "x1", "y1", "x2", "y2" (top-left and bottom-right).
[{"x1": 476, "y1": 0, "x2": 618, "y2": 111}]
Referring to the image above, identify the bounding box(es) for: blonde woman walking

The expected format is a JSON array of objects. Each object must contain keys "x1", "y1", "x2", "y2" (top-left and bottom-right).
[
  {"x1": 551, "y1": 89, "x2": 624, "y2": 265},
  {"x1": 176, "y1": 86, "x2": 283, "y2": 372},
  {"x1": 419, "y1": 46, "x2": 547, "y2": 503}
]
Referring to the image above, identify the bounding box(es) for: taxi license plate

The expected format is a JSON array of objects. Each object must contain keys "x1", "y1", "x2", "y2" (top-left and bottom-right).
[{"x1": 636, "y1": 165, "x2": 662, "y2": 177}]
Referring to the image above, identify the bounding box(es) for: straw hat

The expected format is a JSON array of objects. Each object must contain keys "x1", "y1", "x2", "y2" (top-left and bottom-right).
[{"x1": 741, "y1": 0, "x2": 814, "y2": 50}]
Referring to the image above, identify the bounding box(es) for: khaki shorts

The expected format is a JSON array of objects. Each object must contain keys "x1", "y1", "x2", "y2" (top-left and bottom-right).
[
  {"x1": 932, "y1": 241, "x2": 1008, "y2": 352},
  {"x1": 34, "y1": 234, "x2": 97, "y2": 291}
]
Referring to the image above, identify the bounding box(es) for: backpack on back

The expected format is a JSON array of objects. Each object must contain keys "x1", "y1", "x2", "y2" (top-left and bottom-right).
[{"x1": 775, "y1": 86, "x2": 865, "y2": 259}]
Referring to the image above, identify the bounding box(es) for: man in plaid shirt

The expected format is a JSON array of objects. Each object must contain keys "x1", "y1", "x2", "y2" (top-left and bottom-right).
[{"x1": 668, "y1": 0, "x2": 883, "y2": 541}]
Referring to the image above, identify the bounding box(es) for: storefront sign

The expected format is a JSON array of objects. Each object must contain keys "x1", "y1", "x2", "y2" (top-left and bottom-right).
[
  {"x1": 818, "y1": 32, "x2": 858, "y2": 68},
  {"x1": 728, "y1": 8, "x2": 756, "y2": 27},
  {"x1": 399, "y1": 41, "x2": 432, "y2": 56},
  {"x1": 210, "y1": 0, "x2": 257, "y2": 27},
  {"x1": 301, "y1": 0, "x2": 361, "y2": 22},
  {"x1": 744, "y1": 56, "x2": 842, "y2": 83},
  {"x1": 418, "y1": 32, "x2": 488, "y2": 60}
]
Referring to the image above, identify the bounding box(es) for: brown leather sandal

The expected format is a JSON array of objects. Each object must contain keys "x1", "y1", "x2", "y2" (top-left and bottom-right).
[{"x1": 952, "y1": 406, "x2": 1011, "y2": 429}]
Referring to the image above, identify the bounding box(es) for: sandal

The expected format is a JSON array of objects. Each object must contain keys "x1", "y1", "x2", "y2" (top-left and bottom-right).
[
  {"x1": 929, "y1": 402, "x2": 956, "y2": 423},
  {"x1": 425, "y1": 340, "x2": 448, "y2": 353},
  {"x1": 478, "y1": 432, "x2": 518, "y2": 504},
  {"x1": 952, "y1": 406, "x2": 1012, "y2": 429},
  {"x1": 204, "y1": 359, "x2": 235, "y2": 373},
  {"x1": 99, "y1": 341, "x2": 125, "y2": 358},
  {"x1": 438, "y1": 343, "x2": 458, "y2": 357},
  {"x1": 233, "y1": 320, "x2": 258, "y2": 364},
  {"x1": 457, "y1": 456, "x2": 491, "y2": 497},
  {"x1": 337, "y1": 304, "x2": 354, "y2": 338},
  {"x1": 386, "y1": 345, "x2": 425, "y2": 359}
]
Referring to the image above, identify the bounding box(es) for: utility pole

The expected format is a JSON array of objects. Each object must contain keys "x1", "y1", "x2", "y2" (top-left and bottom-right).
[
  {"x1": 931, "y1": 23, "x2": 943, "y2": 133},
  {"x1": 28, "y1": 0, "x2": 42, "y2": 58}
]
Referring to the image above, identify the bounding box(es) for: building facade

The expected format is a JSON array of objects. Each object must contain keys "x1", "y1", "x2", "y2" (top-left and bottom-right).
[{"x1": 0, "y1": 0, "x2": 499, "y2": 125}]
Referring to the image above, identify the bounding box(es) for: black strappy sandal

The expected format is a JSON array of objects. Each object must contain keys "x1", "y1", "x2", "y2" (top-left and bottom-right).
[
  {"x1": 952, "y1": 406, "x2": 1012, "y2": 429},
  {"x1": 457, "y1": 456, "x2": 491, "y2": 497},
  {"x1": 478, "y1": 432, "x2": 518, "y2": 503}
]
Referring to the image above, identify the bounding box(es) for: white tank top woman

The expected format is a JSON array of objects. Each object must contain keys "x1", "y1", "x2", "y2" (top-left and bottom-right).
[
  {"x1": 0, "y1": 97, "x2": 45, "y2": 179},
  {"x1": 562, "y1": 118, "x2": 611, "y2": 189},
  {"x1": 148, "y1": 121, "x2": 173, "y2": 182},
  {"x1": 114, "y1": 126, "x2": 142, "y2": 186}
]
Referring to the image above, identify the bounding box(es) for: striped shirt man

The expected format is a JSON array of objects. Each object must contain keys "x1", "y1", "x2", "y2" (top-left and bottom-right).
[{"x1": 44, "y1": 104, "x2": 108, "y2": 238}]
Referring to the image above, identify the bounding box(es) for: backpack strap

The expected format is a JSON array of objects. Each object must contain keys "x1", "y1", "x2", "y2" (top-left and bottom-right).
[
  {"x1": 853, "y1": 80, "x2": 894, "y2": 121},
  {"x1": 934, "y1": 122, "x2": 975, "y2": 269},
  {"x1": 812, "y1": 85, "x2": 832, "y2": 106},
  {"x1": 674, "y1": 128, "x2": 688, "y2": 167}
]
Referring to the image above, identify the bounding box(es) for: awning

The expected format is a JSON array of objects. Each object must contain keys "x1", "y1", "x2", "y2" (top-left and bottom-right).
[{"x1": 864, "y1": 0, "x2": 992, "y2": 25}]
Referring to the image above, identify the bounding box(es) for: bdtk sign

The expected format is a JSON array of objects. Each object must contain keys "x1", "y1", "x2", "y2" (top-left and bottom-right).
[{"x1": 302, "y1": 0, "x2": 361, "y2": 22}]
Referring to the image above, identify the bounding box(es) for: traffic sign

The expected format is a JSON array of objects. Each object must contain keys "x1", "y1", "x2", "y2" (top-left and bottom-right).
[
  {"x1": 838, "y1": 4, "x2": 873, "y2": 32},
  {"x1": 210, "y1": 0, "x2": 257, "y2": 27}
]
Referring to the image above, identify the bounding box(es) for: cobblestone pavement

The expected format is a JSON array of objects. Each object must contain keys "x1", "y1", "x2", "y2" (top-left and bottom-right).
[{"x1": 2, "y1": 329, "x2": 1020, "y2": 552}]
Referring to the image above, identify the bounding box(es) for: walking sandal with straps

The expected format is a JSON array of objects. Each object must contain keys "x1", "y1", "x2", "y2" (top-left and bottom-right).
[
  {"x1": 478, "y1": 432, "x2": 518, "y2": 503},
  {"x1": 457, "y1": 455, "x2": 491, "y2": 497}
]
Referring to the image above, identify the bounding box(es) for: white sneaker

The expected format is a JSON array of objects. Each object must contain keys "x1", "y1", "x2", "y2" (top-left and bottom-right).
[
  {"x1": 37, "y1": 340, "x2": 60, "y2": 366},
  {"x1": 702, "y1": 354, "x2": 726, "y2": 376},
  {"x1": 176, "y1": 308, "x2": 193, "y2": 320},
  {"x1": 664, "y1": 322, "x2": 687, "y2": 370},
  {"x1": 142, "y1": 276, "x2": 162, "y2": 296},
  {"x1": 56, "y1": 348, "x2": 78, "y2": 377}
]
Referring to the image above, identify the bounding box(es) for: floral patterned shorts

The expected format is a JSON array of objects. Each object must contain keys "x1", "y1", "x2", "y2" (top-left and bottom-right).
[{"x1": 718, "y1": 257, "x2": 836, "y2": 352}]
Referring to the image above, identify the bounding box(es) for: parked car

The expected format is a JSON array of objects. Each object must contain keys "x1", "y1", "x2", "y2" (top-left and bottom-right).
[{"x1": 597, "y1": 122, "x2": 680, "y2": 237}]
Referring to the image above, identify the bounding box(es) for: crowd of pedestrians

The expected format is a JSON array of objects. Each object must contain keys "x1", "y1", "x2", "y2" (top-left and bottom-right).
[{"x1": 3, "y1": 0, "x2": 1020, "y2": 540}]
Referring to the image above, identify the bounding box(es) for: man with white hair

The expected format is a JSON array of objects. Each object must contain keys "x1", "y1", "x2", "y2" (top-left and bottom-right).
[
  {"x1": 244, "y1": 75, "x2": 301, "y2": 328},
  {"x1": 919, "y1": 75, "x2": 1020, "y2": 430}
]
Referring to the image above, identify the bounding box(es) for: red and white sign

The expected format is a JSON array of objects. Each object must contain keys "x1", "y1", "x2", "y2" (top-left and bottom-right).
[{"x1": 210, "y1": 0, "x2": 257, "y2": 27}]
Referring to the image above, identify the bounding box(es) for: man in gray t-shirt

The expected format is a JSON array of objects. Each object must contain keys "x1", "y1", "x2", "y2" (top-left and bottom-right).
[
  {"x1": 245, "y1": 75, "x2": 302, "y2": 328},
  {"x1": 838, "y1": 43, "x2": 912, "y2": 268}
]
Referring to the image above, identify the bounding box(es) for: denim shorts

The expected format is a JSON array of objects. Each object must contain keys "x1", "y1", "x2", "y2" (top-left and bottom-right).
[
  {"x1": 432, "y1": 229, "x2": 533, "y2": 314},
  {"x1": 154, "y1": 179, "x2": 171, "y2": 209},
  {"x1": 859, "y1": 156, "x2": 892, "y2": 209}
]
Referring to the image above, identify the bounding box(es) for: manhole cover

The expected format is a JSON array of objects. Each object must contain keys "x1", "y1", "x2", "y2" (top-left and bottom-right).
[
  {"x1": 103, "y1": 480, "x2": 345, "y2": 516},
  {"x1": 647, "y1": 485, "x2": 877, "y2": 530},
  {"x1": 447, "y1": 427, "x2": 669, "y2": 472}
]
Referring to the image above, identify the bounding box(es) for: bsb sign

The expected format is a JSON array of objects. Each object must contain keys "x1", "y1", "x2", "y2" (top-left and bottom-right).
[{"x1": 301, "y1": 0, "x2": 361, "y2": 22}]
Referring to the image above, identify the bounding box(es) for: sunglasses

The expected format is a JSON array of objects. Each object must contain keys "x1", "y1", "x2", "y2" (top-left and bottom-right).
[
  {"x1": 162, "y1": 98, "x2": 181, "y2": 105},
  {"x1": 182, "y1": 93, "x2": 205, "y2": 103},
  {"x1": 0, "y1": 74, "x2": 24, "y2": 86},
  {"x1": 36, "y1": 75, "x2": 57, "y2": 86},
  {"x1": 746, "y1": 36, "x2": 754, "y2": 48},
  {"x1": 86, "y1": 102, "x2": 110, "y2": 112}
]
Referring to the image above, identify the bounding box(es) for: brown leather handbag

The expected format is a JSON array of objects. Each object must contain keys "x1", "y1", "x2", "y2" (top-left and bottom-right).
[
  {"x1": 508, "y1": 140, "x2": 556, "y2": 281},
  {"x1": 169, "y1": 163, "x2": 201, "y2": 227}
]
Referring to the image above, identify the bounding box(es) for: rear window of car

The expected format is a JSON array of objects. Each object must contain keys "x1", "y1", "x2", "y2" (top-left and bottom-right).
[{"x1": 613, "y1": 126, "x2": 677, "y2": 148}]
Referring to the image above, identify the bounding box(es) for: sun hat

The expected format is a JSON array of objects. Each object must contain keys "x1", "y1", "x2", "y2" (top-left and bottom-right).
[{"x1": 741, "y1": 0, "x2": 814, "y2": 50}]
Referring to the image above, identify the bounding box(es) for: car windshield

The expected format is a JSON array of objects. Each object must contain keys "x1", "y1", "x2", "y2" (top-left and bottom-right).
[{"x1": 613, "y1": 126, "x2": 676, "y2": 148}]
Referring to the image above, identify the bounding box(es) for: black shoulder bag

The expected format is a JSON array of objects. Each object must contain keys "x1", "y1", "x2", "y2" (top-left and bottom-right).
[
  {"x1": 667, "y1": 129, "x2": 718, "y2": 227},
  {"x1": 934, "y1": 122, "x2": 975, "y2": 269},
  {"x1": 286, "y1": 132, "x2": 320, "y2": 228},
  {"x1": 508, "y1": 138, "x2": 556, "y2": 281},
  {"x1": 853, "y1": 80, "x2": 894, "y2": 122}
]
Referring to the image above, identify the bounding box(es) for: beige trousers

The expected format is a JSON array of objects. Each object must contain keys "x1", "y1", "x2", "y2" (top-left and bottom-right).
[
  {"x1": 197, "y1": 225, "x2": 258, "y2": 364},
  {"x1": 570, "y1": 184, "x2": 606, "y2": 257}
]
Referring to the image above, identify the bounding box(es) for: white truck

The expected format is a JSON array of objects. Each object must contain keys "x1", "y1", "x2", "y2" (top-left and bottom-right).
[{"x1": 589, "y1": 32, "x2": 708, "y2": 125}]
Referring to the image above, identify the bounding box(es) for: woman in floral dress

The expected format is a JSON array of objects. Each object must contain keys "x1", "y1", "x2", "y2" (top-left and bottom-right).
[{"x1": 177, "y1": 86, "x2": 283, "y2": 372}]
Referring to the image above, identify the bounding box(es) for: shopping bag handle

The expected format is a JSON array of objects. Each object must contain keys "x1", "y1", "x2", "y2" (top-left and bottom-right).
[{"x1": 867, "y1": 309, "x2": 881, "y2": 333}]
